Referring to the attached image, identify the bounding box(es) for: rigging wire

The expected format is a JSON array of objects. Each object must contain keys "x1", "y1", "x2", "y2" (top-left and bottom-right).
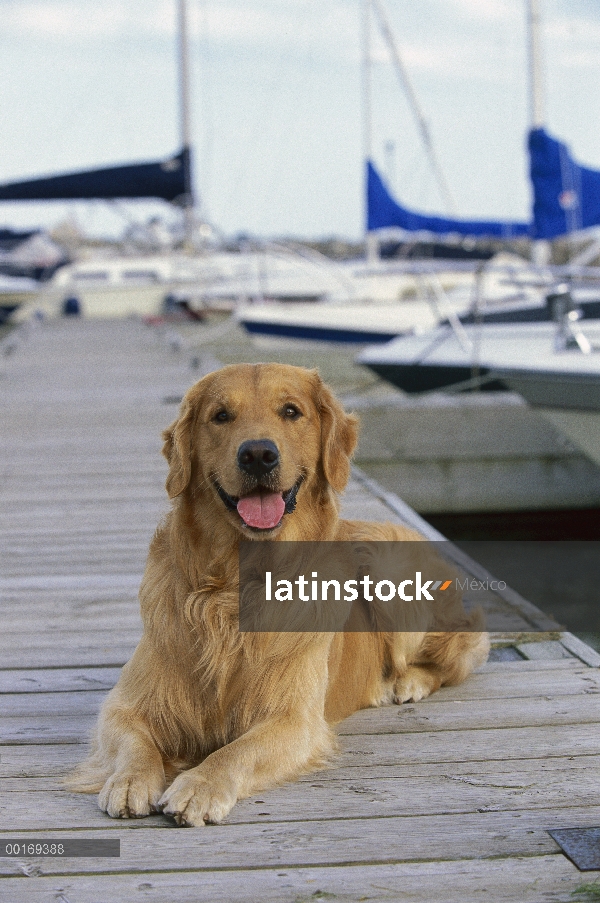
[{"x1": 367, "y1": 0, "x2": 457, "y2": 216}]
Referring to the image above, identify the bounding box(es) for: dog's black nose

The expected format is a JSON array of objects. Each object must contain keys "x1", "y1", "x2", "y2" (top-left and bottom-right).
[{"x1": 237, "y1": 439, "x2": 280, "y2": 477}]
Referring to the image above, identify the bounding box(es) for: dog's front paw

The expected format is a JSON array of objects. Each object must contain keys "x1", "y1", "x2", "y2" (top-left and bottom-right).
[
  {"x1": 158, "y1": 771, "x2": 237, "y2": 826},
  {"x1": 99, "y1": 770, "x2": 165, "y2": 819}
]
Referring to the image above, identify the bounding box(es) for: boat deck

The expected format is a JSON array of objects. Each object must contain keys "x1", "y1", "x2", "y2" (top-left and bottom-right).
[{"x1": 1, "y1": 317, "x2": 599, "y2": 902}]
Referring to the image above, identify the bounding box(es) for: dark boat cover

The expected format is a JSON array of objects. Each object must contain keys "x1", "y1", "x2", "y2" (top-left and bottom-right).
[{"x1": 0, "y1": 148, "x2": 190, "y2": 204}]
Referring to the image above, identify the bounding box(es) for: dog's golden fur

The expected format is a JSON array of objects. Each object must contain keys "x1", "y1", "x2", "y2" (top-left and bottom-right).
[{"x1": 69, "y1": 363, "x2": 489, "y2": 826}]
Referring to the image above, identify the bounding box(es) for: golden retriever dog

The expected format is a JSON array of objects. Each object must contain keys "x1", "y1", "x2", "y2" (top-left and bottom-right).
[{"x1": 69, "y1": 363, "x2": 488, "y2": 826}]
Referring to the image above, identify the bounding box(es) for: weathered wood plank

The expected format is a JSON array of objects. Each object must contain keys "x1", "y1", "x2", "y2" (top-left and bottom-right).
[
  {"x1": 2, "y1": 718, "x2": 599, "y2": 763},
  {"x1": 336, "y1": 693, "x2": 600, "y2": 734},
  {"x1": 337, "y1": 724, "x2": 600, "y2": 766},
  {"x1": 1, "y1": 563, "x2": 145, "y2": 583},
  {"x1": 1, "y1": 629, "x2": 140, "y2": 649},
  {"x1": 0, "y1": 668, "x2": 122, "y2": 695},
  {"x1": 4, "y1": 744, "x2": 598, "y2": 784},
  {"x1": 561, "y1": 631, "x2": 600, "y2": 667},
  {"x1": 3, "y1": 638, "x2": 591, "y2": 673},
  {"x1": 0, "y1": 589, "x2": 140, "y2": 607},
  {"x1": 0, "y1": 643, "x2": 137, "y2": 669},
  {"x1": 0, "y1": 744, "x2": 88, "y2": 777},
  {"x1": 1, "y1": 806, "x2": 600, "y2": 874},
  {"x1": 2, "y1": 766, "x2": 598, "y2": 826},
  {"x1": 0, "y1": 692, "x2": 107, "y2": 717},
  {"x1": 0, "y1": 715, "x2": 95, "y2": 745},
  {"x1": 476, "y1": 657, "x2": 582, "y2": 672},
  {"x1": 1, "y1": 611, "x2": 142, "y2": 633},
  {"x1": 0, "y1": 655, "x2": 565, "y2": 694},
  {"x1": 0, "y1": 634, "x2": 140, "y2": 667},
  {"x1": 0, "y1": 511, "x2": 161, "y2": 534},
  {"x1": 1, "y1": 519, "x2": 154, "y2": 534},
  {"x1": 217, "y1": 767, "x2": 600, "y2": 824},
  {"x1": 0, "y1": 647, "x2": 595, "y2": 692},
  {"x1": 0, "y1": 793, "x2": 600, "y2": 874},
  {"x1": 2, "y1": 690, "x2": 599, "y2": 735},
  {"x1": 0, "y1": 855, "x2": 592, "y2": 903},
  {"x1": 517, "y1": 640, "x2": 574, "y2": 661},
  {"x1": 0, "y1": 487, "x2": 162, "y2": 505},
  {"x1": 0, "y1": 577, "x2": 141, "y2": 596},
  {"x1": 426, "y1": 666, "x2": 600, "y2": 699}
]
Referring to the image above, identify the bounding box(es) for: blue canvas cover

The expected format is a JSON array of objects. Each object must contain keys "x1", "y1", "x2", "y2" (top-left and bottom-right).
[
  {"x1": 367, "y1": 160, "x2": 529, "y2": 238},
  {"x1": 0, "y1": 148, "x2": 190, "y2": 204},
  {"x1": 529, "y1": 128, "x2": 600, "y2": 239}
]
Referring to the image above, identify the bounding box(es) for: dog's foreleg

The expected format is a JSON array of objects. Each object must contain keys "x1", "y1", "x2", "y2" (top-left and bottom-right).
[
  {"x1": 159, "y1": 713, "x2": 333, "y2": 826},
  {"x1": 94, "y1": 697, "x2": 167, "y2": 819}
]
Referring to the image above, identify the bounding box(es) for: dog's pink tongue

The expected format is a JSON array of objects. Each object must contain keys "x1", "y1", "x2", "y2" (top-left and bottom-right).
[{"x1": 237, "y1": 490, "x2": 285, "y2": 529}]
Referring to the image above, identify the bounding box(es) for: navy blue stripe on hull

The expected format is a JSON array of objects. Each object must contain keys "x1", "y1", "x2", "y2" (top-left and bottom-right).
[{"x1": 241, "y1": 320, "x2": 400, "y2": 344}]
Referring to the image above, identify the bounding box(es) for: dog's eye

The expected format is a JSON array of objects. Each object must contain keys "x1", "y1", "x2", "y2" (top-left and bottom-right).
[
  {"x1": 213, "y1": 410, "x2": 230, "y2": 423},
  {"x1": 282, "y1": 404, "x2": 301, "y2": 420}
]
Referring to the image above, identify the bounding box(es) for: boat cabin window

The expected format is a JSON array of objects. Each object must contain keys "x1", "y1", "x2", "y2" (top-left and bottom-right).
[
  {"x1": 73, "y1": 271, "x2": 110, "y2": 282},
  {"x1": 121, "y1": 270, "x2": 159, "y2": 283}
]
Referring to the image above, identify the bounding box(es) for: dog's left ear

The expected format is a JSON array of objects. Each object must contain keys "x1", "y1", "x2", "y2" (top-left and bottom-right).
[
  {"x1": 161, "y1": 388, "x2": 200, "y2": 499},
  {"x1": 316, "y1": 378, "x2": 359, "y2": 493}
]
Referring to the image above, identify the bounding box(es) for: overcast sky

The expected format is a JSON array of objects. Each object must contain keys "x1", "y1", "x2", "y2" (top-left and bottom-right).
[{"x1": 1, "y1": 0, "x2": 599, "y2": 240}]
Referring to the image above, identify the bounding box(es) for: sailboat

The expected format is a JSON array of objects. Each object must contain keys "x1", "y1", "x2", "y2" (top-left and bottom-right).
[
  {"x1": 359, "y1": 0, "x2": 600, "y2": 468},
  {"x1": 238, "y1": 0, "x2": 536, "y2": 345},
  {"x1": 0, "y1": 0, "x2": 213, "y2": 321},
  {"x1": 246, "y1": 0, "x2": 600, "y2": 348},
  {"x1": 367, "y1": 127, "x2": 600, "y2": 245},
  {"x1": 364, "y1": 0, "x2": 600, "y2": 246}
]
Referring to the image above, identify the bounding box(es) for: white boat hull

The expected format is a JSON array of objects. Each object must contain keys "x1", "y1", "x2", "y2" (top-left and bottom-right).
[{"x1": 537, "y1": 408, "x2": 600, "y2": 467}]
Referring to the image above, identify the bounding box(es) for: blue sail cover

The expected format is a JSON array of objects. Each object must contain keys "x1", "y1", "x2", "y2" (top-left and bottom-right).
[
  {"x1": 367, "y1": 160, "x2": 529, "y2": 238},
  {"x1": 0, "y1": 148, "x2": 190, "y2": 204},
  {"x1": 529, "y1": 128, "x2": 600, "y2": 239}
]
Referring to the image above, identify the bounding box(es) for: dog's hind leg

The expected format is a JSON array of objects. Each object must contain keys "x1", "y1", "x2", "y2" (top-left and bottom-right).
[
  {"x1": 392, "y1": 663, "x2": 443, "y2": 703},
  {"x1": 391, "y1": 624, "x2": 490, "y2": 704}
]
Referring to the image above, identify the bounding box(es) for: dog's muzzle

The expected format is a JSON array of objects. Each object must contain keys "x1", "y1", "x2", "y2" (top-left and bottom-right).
[{"x1": 215, "y1": 477, "x2": 303, "y2": 531}]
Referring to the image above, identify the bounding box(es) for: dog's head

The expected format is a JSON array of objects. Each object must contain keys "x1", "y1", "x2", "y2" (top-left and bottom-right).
[{"x1": 161, "y1": 363, "x2": 358, "y2": 537}]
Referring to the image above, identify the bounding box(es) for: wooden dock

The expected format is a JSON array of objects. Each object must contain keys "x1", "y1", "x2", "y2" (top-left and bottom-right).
[{"x1": 1, "y1": 317, "x2": 599, "y2": 902}]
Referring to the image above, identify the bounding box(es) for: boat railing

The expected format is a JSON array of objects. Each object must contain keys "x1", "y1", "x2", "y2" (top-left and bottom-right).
[
  {"x1": 548, "y1": 284, "x2": 594, "y2": 354},
  {"x1": 415, "y1": 261, "x2": 600, "y2": 382},
  {"x1": 261, "y1": 240, "x2": 360, "y2": 302},
  {"x1": 420, "y1": 272, "x2": 473, "y2": 352}
]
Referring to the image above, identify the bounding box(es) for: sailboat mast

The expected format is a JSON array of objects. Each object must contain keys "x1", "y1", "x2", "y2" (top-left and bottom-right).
[
  {"x1": 362, "y1": 0, "x2": 379, "y2": 259},
  {"x1": 362, "y1": 0, "x2": 373, "y2": 169},
  {"x1": 526, "y1": 0, "x2": 551, "y2": 262},
  {"x1": 527, "y1": 0, "x2": 545, "y2": 129},
  {"x1": 177, "y1": 0, "x2": 195, "y2": 246}
]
